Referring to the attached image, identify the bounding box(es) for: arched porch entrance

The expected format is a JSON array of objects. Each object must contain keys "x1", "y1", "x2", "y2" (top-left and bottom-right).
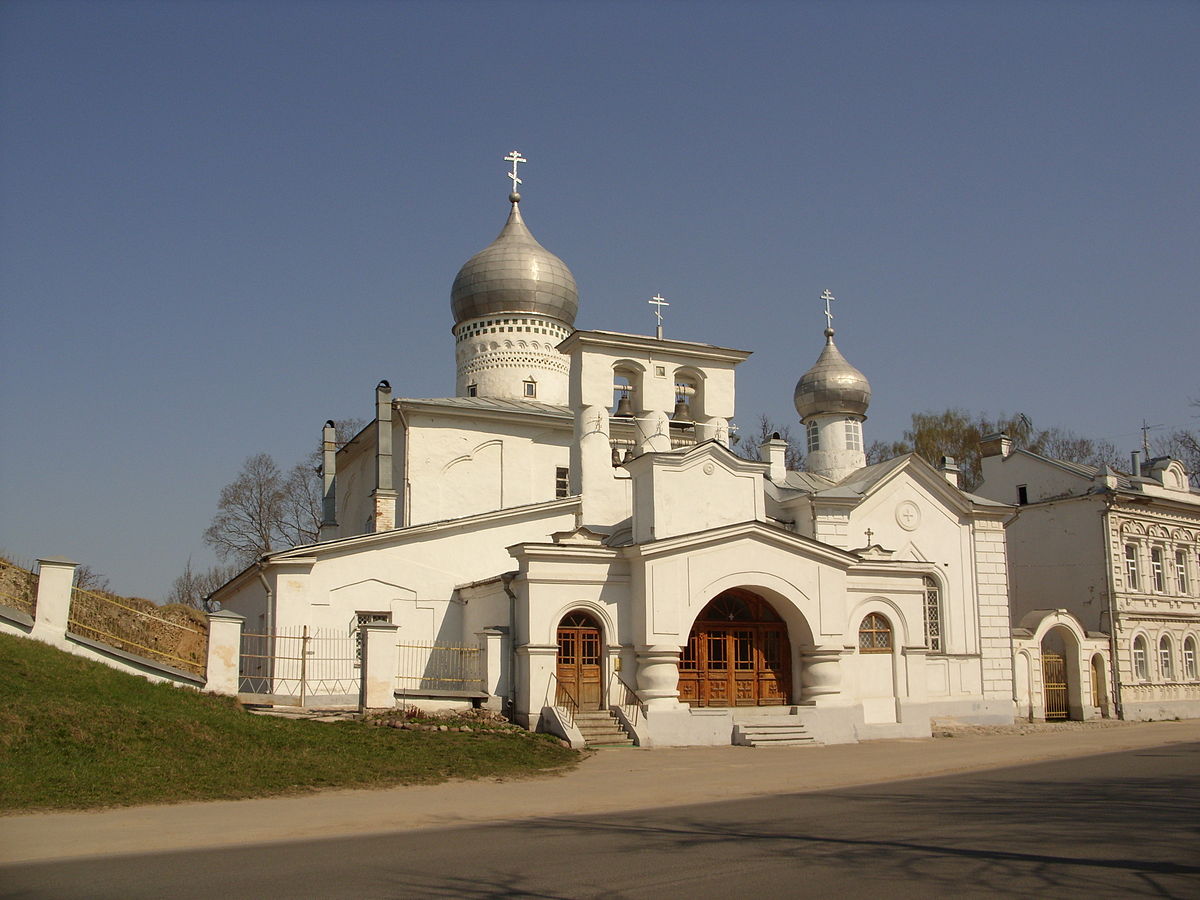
[
  {"x1": 1041, "y1": 628, "x2": 1073, "y2": 721},
  {"x1": 556, "y1": 611, "x2": 602, "y2": 710},
  {"x1": 678, "y1": 590, "x2": 791, "y2": 707}
]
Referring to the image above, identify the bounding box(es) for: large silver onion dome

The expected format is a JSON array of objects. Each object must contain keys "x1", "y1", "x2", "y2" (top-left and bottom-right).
[
  {"x1": 794, "y1": 329, "x2": 872, "y2": 420},
  {"x1": 450, "y1": 195, "x2": 579, "y2": 326}
]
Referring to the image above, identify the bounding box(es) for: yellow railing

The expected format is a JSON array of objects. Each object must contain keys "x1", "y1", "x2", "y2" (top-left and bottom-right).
[
  {"x1": 0, "y1": 558, "x2": 38, "y2": 617},
  {"x1": 396, "y1": 640, "x2": 483, "y2": 693},
  {"x1": 67, "y1": 586, "x2": 208, "y2": 677}
]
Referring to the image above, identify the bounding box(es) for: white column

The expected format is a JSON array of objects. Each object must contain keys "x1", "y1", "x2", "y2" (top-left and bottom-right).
[
  {"x1": 479, "y1": 627, "x2": 508, "y2": 710},
  {"x1": 800, "y1": 645, "x2": 851, "y2": 705},
  {"x1": 359, "y1": 622, "x2": 399, "y2": 711},
  {"x1": 204, "y1": 609, "x2": 245, "y2": 696},
  {"x1": 31, "y1": 557, "x2": 77, "y2": 643}
]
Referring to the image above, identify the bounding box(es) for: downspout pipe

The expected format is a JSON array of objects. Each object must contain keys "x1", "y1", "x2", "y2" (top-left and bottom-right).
[
  {"x1": 1100, "y1": 496, "x2": 1123, "y2": 720},
  {"x1": 502, "y1": 572, "x2": 519, "y2": 716}
]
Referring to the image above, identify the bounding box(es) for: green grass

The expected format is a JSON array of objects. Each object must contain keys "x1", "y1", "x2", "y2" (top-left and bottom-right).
[{"x1": 0, "y1": 632, "x2": 578, "y2": 812}]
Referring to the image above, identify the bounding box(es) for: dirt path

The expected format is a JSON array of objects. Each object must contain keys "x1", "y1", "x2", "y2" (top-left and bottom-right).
[{"x1": 2, "y1": 718, "x2": 1197, "y2": 865}]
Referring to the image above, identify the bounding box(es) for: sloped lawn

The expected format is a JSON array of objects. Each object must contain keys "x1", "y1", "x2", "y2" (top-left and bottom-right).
[{"x1": 0, "y1": 632, "x2": 577, "y2": 812}]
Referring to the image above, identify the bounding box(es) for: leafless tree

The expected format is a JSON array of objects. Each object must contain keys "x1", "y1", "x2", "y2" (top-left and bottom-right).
[
  {"x1": 166, "y1": 558, "x2": 238, "y2": 609},
  {"x1": 73, "y1": 564, "x2": 110, "y2": 592},
  {"x1": 731, "y1": 413, "x2": 804, "y2": 469},
  {"x1": 202, "y1": 419, "x2": 365, "y2": 567}
]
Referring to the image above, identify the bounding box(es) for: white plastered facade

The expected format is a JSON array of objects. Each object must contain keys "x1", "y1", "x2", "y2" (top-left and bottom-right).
[{"x1": 214, "y1": 199, "x2": 1021, "y2": 745}]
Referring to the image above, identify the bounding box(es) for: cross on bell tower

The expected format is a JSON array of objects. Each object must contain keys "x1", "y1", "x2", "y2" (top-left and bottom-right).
[{"x1": 649, "y1": 293, "x2": 670, "y2": 340}]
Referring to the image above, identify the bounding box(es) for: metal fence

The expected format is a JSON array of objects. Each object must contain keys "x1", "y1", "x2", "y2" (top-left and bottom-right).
[
  {"x1": 0, "y1": 558, "x2": 38, "y2": 617},
  {"x1": 67, "y1": 586, "x2": 208, "y2": 676},
  {"x1": 395, "y1": 639, "x2": 483, "y2": 694},
  {"x1": 239, "y1": 626, "x2": 360, "y2": 705}
]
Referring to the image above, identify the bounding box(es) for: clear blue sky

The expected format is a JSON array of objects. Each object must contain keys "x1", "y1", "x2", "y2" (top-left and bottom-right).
[{"x1": 2, "y1": 0, "x2": 1196, "y2": 600}]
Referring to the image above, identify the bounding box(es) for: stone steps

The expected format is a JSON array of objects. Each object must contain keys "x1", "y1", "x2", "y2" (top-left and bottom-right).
[
  {"x1": 573, "y1": 710, "x2": 636, "y2": 748},
  {"x1": 732, "y1": 721, "x2": 816, "y2": 748}
]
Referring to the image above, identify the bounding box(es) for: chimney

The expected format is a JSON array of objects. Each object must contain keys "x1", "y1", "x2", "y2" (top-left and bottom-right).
[
  {"x1": 938, "y1": 455, "x2": 961, "y2": 488},
  {"x1": 980, "y1": 432, "x2": 1012, "y2": 459},
  {"x1": 1130, "y1": 450, "x2": 1142, "y2": 478},
  {"x1": 760, "y1": 432, "x2": 788, "y2": 483},
  {"x1": 319, "y1": 420, "x2": 338, "y2": 540},
  {"x1": 371, "y1": 380, "x2": 397, "y2": 532}
]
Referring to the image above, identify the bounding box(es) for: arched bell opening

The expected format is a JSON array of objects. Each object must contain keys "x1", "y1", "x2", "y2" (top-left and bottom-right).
[
  {"x1": 677, "y1": 590, "x2": 792, "y2": 707},
  {"x1": 555, "y1": 611, "x2": 603, "y2": 711}
]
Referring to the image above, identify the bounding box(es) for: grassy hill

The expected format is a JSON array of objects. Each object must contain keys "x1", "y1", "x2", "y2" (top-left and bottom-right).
[{"x1": 0, "y1": 632, "x2": 577, "y2": 812}]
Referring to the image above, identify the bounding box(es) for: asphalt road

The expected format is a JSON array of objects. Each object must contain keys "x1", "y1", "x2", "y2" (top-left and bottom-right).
[{"x1": 3, "y1": 742, "x2": 1198, "y2": 899}]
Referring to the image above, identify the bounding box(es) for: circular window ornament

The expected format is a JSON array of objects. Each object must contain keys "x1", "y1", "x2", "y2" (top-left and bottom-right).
[
  {"x1": 895, "y1": 500, "x2": 921, "y2": 531},
  {"x1": 703, "y1": 463, "x2": 715, "y2": 475}
]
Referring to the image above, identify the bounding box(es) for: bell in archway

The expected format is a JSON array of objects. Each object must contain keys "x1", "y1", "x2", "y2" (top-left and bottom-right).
[
  {"x1": 614, "y1": 391, "x2": 634, "y2": 418},
  {"x1": 672, "y1": 397, "x2": 691, "y2": 422}
]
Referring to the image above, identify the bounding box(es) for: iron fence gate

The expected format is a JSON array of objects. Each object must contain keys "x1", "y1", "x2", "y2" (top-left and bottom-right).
[
  {"x1": 1042, "y1": 652, "x2": 1069, "y2": 720},
  {"x1": 239, "y1": 626, "x2": 359, "y2": 706}
]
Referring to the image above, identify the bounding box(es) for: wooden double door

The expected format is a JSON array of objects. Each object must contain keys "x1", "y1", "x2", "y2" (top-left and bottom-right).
[
  {"x1": 678, "y1": 591, "x2": 791, "y2": 707},
  {"x1": 556, "y1": 612, "x2": 602, "y2": 710}
]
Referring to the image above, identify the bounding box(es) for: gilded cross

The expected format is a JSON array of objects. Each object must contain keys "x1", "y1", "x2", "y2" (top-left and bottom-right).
[
  {"x1": 504, "y1": 150, "x2": 527, "y2": 194},
  {"x1": 649, "y1": 293, "x2": 670, "y2": 339},
  {"x1": 821, "y1": 289, "x2": 836, "y2": 330}
]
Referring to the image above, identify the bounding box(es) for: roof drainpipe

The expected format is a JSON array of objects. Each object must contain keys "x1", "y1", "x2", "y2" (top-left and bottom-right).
[{"x1": 502, "y1": 572, "x2": 519, "y2": 717}]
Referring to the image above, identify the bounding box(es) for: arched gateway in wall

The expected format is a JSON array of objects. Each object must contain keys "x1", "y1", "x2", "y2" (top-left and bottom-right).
[{"x1": 678, "y1": 590, "x2": 791, "y2": 707}]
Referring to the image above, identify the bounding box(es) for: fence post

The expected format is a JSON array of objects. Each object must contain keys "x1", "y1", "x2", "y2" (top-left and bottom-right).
[
  {"x1": 204, "y1": 609, "x2": 245, "y2": 696},
  {"x1": 31, "y1": 557, "x2": 77, "y2": 645},
  {"x1": 359, "y1": 622, "x2": 400, "y2": 711},
  {"x1": 479, "y1": 627, "x2": 507, "y2": 710}
]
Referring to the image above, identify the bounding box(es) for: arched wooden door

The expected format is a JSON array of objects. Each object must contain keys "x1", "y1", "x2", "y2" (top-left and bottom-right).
[
  {"x1": 678, "y1": 591, "x2": 790, "y2": 707},
  {"x1": 556, "y1": 612, "x2": 602, "y2": 710}
]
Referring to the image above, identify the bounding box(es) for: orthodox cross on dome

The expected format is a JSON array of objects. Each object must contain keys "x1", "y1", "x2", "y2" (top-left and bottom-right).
[
  {"x1": 649, "y1": 293, "x2": 670, "y2": 339},
  {"x1": 865, "y1": 528, "x2": 874, "y2": 545},
  {"x1": 504, "y1": 150, "x2": 527, "y2": 196},
  {"x1": 821, "y1": 289, "x2": 836, "y2": 332}
]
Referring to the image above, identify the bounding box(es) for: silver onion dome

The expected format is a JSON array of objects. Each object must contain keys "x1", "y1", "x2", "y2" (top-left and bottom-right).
[
  {"x1": 450, "y1": 195, "x2": 579, "y2": 327},
  {"x1": 793, "y1": 329, "x2": 872, "y2": 420}
]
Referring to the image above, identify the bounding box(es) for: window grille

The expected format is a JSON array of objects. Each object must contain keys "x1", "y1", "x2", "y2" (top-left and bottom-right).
[
  {"x1": 1124, "y1": 545, "x2": 1139, "y2": 591},
  {"x1": 1151, "y1": 548, "x2": 1165, "y2": 592},
  {"x1": 1133, "y1": 635, "x2": 1149, "y2": 681},
  {"x1": 806, "y1": 420, "x2": 820, "y2": 453},
  {"x1": 844, "y1": 419, "x2": 862, "y2": 452},
  {"x1": 923, "y1": 576, "x2": 942, "y2": 652},
  {"x1": 352, "y1": 612, "x2": 391, "y2": 664},
  {"x1": 555, "y1": 466, "x2": 569, "y2": 499},
  {"x1": 1159, "y1": 636, "x2": 1174, "y2": 681},
  {"x1": 858, "y1": 613, "x2": 893, "y2": 653}
]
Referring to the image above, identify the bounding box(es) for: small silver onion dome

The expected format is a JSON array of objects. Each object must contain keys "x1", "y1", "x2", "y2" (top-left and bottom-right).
[
  {"x1": 450, "y1": 195, "x2": 579, "y2": 327},
  {"x1": 793, "y1": 329, "x2": 872, "y2": 420}
]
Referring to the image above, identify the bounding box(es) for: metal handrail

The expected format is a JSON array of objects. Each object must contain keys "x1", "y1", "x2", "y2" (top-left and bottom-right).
[
  {"x1": 547, "y1": 671, "x2": 579, "y2": 727},
  {"x1": 607, "y1": 668, "x2": 643, "y2": 728}
]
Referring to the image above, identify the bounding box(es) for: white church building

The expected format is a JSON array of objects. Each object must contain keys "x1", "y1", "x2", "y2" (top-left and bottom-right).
[{"x1": 215, "y1": 163, "x2": 1018, "y2": 746}]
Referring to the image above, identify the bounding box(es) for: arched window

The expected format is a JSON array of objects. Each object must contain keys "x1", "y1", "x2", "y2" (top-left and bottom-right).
[
  {"x1": 1159, "y1": 636, "x2": 1174, "y2": 681},
  {"x1": 1132, "y1": 635, "x2": 1149, "y2": 681},
  {"x1": 806, "y1": 420, "x2": 820, "y2": 453},
  {"x1": 859, "y1": 613, "x2": 893, "y2": 653},
  {"x1": 1184, "y1": 636, "x2": 1198, "y2": 681},
  {"x1": 844, "y1": 418, "x2": 862, "y2": 452},
  {"x1": 923, "y1": 576, "x2": 942, "y2": 652}
]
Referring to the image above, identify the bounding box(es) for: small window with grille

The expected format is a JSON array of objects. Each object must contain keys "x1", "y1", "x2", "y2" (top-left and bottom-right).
[
  {"x1": 859, "y1": 613, "x2": 893, "y2": 653},
  {"x1": 844, "y1": 419, "x2": 862, "y2": 452},
  {"x1": 523, "y1": 379, "x2": 537, "y2": 398},
  {"x1": 555, "y1": 466, "x2": 569, "y2": 498},
  {"x1": 923, "y1": 576, "x2": 942, "y2": 652},
  {"x1": 806, "y1": 420, "x2": 820, "y2": 453},
  {"x1": 352, "y1": 611, "x2": 391, "y2": 665}
]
